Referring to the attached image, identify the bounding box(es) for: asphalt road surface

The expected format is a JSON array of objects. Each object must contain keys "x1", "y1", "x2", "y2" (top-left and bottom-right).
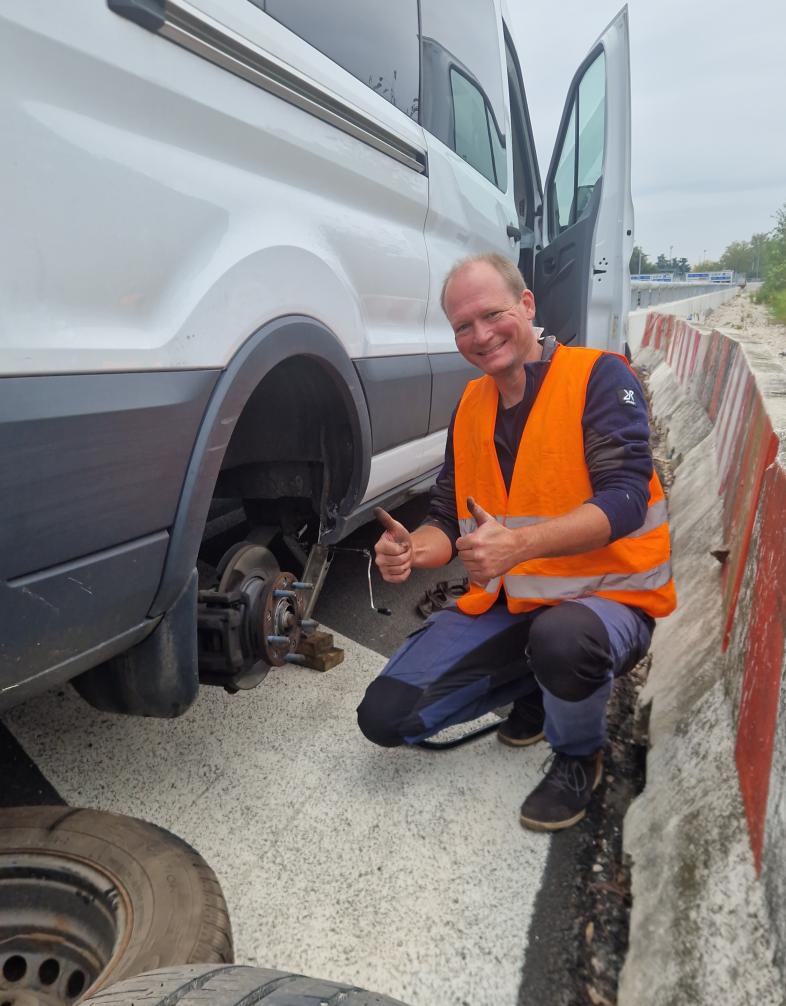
[{"x1": 1, "y1": 497, "x2": 586, "y2": 1006}]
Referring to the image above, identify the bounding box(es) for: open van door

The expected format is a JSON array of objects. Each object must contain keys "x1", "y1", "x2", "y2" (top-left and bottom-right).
[{"x1": 533, "y1": 7, "x2": 633, "y2": 353}]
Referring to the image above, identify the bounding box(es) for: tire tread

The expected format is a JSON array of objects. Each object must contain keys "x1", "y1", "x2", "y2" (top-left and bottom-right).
[{"x1": 82, "y1": 965, "x2": 412, "y2": 1006}]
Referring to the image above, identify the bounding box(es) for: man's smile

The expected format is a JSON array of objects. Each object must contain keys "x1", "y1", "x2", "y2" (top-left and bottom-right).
[{"x1": 476, "y1": 340, "x2": 506, "y2": 357}]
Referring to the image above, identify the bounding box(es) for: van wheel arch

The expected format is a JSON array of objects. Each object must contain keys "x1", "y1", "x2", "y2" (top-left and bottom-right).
[{"x1": 149, "y1": 316, "x2": 371, "y2": 618}]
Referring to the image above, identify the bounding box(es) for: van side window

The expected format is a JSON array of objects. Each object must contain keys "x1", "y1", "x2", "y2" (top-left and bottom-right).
[
  {"x1": 549, "y1": 51, "x2": 606, "y2": 239},
  {"x1": 250, "y1": 0, "x2": 420, "y2": 120},
  {"x1": 420, "y1": 0, "x2": 507, "y2": 190},
  {"x1": 450, "y1": 70, "x2": 495, "y2": 184}
]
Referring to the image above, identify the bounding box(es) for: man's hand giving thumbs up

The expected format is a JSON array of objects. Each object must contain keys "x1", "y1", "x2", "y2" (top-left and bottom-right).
[
  {"x1": 372, "y1": 507, "x2": 455, "y2": 583},
  {"x1": 372, "y1": 507, "x2": 414, "y2": 583},
  {"x1": 456, "y1": 496, "x2": 518, "y2": 586}
]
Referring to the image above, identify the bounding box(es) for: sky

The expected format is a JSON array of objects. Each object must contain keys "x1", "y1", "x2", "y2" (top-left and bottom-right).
[{"x1": 507, "y1": 0, "x2": 786, "y2": 266}]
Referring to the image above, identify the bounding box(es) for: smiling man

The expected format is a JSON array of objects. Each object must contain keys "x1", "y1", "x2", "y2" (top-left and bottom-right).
[{"x1": 356, "y1": 252, "x2": 676, "y2": 831}]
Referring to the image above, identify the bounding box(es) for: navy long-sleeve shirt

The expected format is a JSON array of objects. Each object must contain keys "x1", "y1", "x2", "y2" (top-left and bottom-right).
[{"x1": 423, "y1": 336, "x2": 653, "y2": 547}]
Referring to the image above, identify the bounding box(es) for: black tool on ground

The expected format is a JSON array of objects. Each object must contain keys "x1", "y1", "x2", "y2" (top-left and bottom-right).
[
  {"x1": 328, "y1": 545, "x2": 392, "y2": 615},
  {"x1": 415, "y1": 577, "x2": 469, "y2": 619}
]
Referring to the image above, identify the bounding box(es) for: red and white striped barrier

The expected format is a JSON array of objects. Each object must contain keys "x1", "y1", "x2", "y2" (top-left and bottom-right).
[
  {"x1": 636, "y1": 307, "x2": 784, "y2": 865},
  {"x1": 620, "y1": 312, "x2": 786, "y2": 1004},
  {"x1": 641, "y1": 312, "x2": 785, "y2": 871}
]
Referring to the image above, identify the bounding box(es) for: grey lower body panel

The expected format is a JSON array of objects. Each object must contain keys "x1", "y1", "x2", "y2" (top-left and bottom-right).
[
  {"x1": 353, "y1": 351, "x2": 480, "y2": 452},
  {"x1": 0, "y1": 533, "x2": 168, "y2": 709},
  {"x1": 353, "y1": 354, "x2": 431, "y2": 453},
  {"x1": 0, "y1": 368, "x2": 218, "y2": 707},
  {"x1": 0, "y1": 618, "x2": 160, "y2": 714},
  {"x1": 427, "y1": 352, "x2": 481, "y2": 433},
  {"x1": 0, "y1": 369, "x2": 218, "y2": 580}
]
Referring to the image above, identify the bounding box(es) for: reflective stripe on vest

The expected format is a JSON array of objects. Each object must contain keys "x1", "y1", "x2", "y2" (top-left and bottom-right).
[
  {"x1": 459, "y1": 498, "x2": 669, "y2": 542},
  {"x1": 502, "y1": 559, "x2": 673, "y2": 600}
]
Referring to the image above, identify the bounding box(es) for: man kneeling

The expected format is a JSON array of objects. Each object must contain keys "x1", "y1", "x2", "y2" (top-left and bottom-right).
[{"x1": 356, "y1": 253, "x2": 676, "y2": 832}]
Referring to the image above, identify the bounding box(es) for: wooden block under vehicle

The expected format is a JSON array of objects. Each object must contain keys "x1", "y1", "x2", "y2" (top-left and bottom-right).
[
  {"x1": 297, "y1": 630, "x2": 335, "y2": 657},
  {"x1": 296, "y1": 647, "x2": 345, "y2": 673},
  {"x1": 295, "y1": 629, "x2": 345, "y2": 671}
]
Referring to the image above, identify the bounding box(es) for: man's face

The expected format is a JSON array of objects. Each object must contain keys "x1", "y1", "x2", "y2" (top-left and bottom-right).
[{"x1": 444, "y1": 263, "x2": 539, "y2": 378}]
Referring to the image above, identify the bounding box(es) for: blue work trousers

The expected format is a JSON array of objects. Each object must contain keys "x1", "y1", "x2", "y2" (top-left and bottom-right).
[{"x1": 356, "y1": 596, "x2": 653, "y2": 757}]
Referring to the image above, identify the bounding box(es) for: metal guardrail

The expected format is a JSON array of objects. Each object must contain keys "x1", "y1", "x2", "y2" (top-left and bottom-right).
[{"x1": 631, "y1": 282, "x2": 733, "y2": 308}]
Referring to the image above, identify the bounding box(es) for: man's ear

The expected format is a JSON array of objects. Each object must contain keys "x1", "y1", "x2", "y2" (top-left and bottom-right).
[{"x1": 521, "y1": 288, "x2": 536, "y2": 318}]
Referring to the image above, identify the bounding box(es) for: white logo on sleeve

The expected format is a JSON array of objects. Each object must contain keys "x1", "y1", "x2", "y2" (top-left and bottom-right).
[{"x1": 618, "y1": 388, "x2": 636, "y2": 406}]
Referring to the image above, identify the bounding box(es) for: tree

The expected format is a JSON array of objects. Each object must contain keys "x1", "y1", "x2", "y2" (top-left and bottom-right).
[
  {"x1": 759, "y1": 205, "x2": 786, "y2": 299},
  {"x1": 756, "y1": 203, "x2": 786, "y2": 324},
  {"x1": 692, "y1": 259, "x2": 723, "y2": 272},
  {"x1": 719, "y1": 240, "x2": 754, "y2": 276},
  {"x1": 750, "y1": 233, "x2": 769, "y2": 280},
  {"x1": 655, "y1": 253, "x2": 671, "y2": 272},
  {"x1": 629, "y1": 246, "x2": 655, "y2": 274}
]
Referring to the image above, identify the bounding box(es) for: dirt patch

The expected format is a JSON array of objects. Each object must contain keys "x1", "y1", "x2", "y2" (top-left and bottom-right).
[{"x1": 704, "y1": 289, "x2": 786, "y2": 358}]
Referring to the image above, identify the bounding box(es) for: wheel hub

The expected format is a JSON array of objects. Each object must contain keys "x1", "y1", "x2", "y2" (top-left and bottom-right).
[{"x1": 197, "y1": 543, "x2": 315, "y2": 690}]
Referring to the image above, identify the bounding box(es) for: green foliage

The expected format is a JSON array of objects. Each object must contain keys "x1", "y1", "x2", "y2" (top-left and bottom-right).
[
  {"x1": 759, "y1": 206, "x2": 786, "y2": 294},
  {"x1": 719, "y1": 240, "x2": 755, "y2": 275},
  {"x1": 629, "y1": 246, "x2": 656, "y2": 273},
  {"x1": 766, "y1": 290, "x2": 786, "y2": 325},
  {"x1": 756, "y1": 204, "x2": 786, "y2": 323}
]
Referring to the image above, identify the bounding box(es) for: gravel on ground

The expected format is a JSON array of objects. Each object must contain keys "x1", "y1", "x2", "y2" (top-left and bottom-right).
[{"x1": 703, "y1": 288, "x2": 786, "y2": 358}]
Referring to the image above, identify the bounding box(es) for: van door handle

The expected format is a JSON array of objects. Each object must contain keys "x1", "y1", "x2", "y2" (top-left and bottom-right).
[{"x1": 506, "y1": 224, "x2": 521, "y2": 241}]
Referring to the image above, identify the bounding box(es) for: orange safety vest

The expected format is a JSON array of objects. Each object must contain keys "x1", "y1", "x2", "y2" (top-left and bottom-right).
[{"x1": 453, "y1": 343, "x2": 676, "y2": 619}]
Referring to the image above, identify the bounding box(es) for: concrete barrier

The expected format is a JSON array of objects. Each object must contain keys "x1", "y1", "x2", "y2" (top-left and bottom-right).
[
  {"x1": 618, "y1": 312, "x2": 786, "y2": 1005},
  {"x1": 628, "y1": 285, "x2": 740, "y2": 354}
]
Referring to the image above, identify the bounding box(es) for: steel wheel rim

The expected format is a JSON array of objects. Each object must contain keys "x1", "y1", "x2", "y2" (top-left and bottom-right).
[{"x1": 0, "y1": 850, "x2": 131, "y2": 1006}]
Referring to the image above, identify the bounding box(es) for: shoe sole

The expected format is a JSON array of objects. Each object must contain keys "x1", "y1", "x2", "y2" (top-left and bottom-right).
[
  {"x1": 497, "y1": 729, "x2": 545, "y2": 748},
  {"x1": 519, "y1": 807, "x2": 587, "y2": 831},
  {"x1": 518, "y1": 752, "x2": 604, "y2": 832}
]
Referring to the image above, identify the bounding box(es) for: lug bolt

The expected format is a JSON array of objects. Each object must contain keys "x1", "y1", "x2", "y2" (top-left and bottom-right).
[
  {"x1": 267, "y1": 635, "x2": 290, "y2": 646},
  {"x1": 283, "y1": 653, "x2": 307, "y2": 665},
  {"x1": 300, "y1": 619, "x2": 318, "y2": 631},
  {"x1": 291, "y1": 582, "x2": 314, "y2": 590},
  {"x1": 273, "y1": 589, "x2": 297, "y2": 599}
]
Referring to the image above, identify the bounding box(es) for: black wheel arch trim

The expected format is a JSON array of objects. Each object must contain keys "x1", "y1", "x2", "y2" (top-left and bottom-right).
[{"x1": 149, "y1": 316, "x2": 372, "y2": 617}]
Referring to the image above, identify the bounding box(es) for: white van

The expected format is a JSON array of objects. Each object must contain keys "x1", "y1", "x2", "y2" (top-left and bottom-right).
[{"x1": 0, "y1": 0, "x2": 633, "y2": 714}]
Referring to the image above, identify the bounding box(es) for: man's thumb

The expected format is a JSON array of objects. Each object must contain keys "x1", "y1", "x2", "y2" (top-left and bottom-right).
[
  {"x1": 467, "y1": 496, "x2": 493, "y2": 525},
  {"x1": 374, "y1": 507, "x2": 407, "y2": 542}
]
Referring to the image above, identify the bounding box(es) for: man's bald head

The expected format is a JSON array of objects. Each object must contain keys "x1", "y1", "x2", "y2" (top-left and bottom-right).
[{"x1": 440, "y1": 252, "x2": 527, "y2": 315}]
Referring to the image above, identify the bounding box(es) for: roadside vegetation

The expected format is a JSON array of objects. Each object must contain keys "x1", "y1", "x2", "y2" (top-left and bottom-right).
[
  {"x1": 631, "y1": 199, "x2": 786, "y2": 325},
  {"x1": 752, "y1": 204, "x2": 786, "y2": 324}
]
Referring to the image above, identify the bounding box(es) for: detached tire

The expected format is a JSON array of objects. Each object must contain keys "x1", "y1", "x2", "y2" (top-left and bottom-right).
[
  {"x1": 80, "y1": 964, "x2": 412, "y2": 1006},
  {"x1": 0, "y1": 807, "x2": 232, "y2": 1003}
]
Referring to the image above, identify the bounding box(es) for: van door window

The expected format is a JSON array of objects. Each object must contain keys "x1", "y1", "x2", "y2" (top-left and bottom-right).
[
  {"x1": 576, "y1": 54, "x2": 606, "y2": 218},
  {"x1": 551, "y1": 101, "x2": 577, "y2": 236},
  {"x1": 250, "y1": 0, "x2": 420, "y2": 120},
  {"x1": 420, "y1": 0, "x2": 507, "y2": 190},
  {"x1": 548, "y1": 52, "x2": 606, "y2": 240},
  {"x1": 450, "y1": 69, "x2": 496, "y2": 185}
]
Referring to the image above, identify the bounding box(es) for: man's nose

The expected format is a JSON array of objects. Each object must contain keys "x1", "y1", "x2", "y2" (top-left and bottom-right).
[{"x1": 474, "y1": 317, "x2": 497, "y2": 342}]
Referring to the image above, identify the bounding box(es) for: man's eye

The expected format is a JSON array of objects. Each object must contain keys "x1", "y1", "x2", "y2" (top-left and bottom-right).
[{"x1": 486, "y1": 311, "x2": 502, "y2": 320}]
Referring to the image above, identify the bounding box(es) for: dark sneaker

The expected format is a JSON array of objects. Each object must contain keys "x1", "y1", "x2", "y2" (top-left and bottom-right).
[
  {"x1": 519, "y1": 750, "x2": 603, "y2": 831},
  {"x1": 497, "y1": 690, "x2": 545, "y2": 747}
]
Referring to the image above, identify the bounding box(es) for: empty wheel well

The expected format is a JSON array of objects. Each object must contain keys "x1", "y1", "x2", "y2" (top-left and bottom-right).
[{"x1": 213, "y1": 355, "x2": 358, "y2": 528}]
